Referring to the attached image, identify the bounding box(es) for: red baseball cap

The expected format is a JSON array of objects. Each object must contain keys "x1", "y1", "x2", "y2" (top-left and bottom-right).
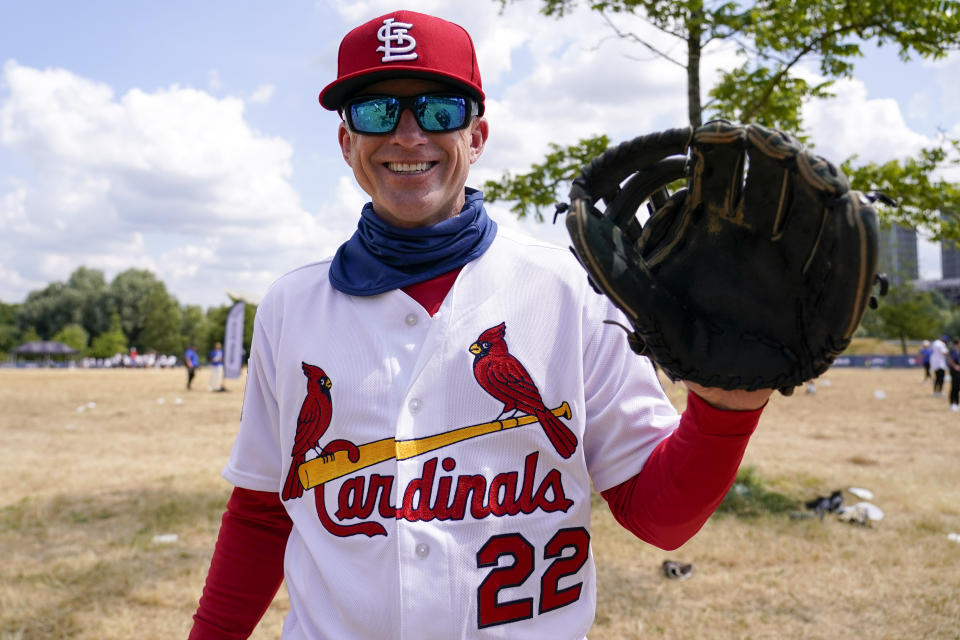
[{"x1": 319, "y1": 10, "x2": 485, "y2": 114}]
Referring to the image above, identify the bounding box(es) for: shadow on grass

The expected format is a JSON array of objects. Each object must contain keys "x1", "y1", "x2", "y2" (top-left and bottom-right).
[{"x1": 1, "y1": 488, "x2": 229, "y2": 638}]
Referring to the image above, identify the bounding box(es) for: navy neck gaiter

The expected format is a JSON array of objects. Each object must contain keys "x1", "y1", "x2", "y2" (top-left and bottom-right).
[{"x1": 328, "y1": 188, "x2": 497, "y2": 296}]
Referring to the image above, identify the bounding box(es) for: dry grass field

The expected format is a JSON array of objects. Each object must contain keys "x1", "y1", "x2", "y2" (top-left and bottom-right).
[{"x1": 1, "y1": 366, "x2": 958, "y2": 639}]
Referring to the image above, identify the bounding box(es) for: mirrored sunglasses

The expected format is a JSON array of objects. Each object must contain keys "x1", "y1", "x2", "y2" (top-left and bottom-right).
[{"x1": 344, "y1": 93, "x2": 476, "y2": 135}]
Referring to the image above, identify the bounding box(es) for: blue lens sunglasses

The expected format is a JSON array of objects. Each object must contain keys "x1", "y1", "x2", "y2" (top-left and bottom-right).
[{"x1": 343, "y1": 93, "x2": 477, "y2": 135}]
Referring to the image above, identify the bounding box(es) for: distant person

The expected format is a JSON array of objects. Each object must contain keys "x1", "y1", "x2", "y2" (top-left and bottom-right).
[
  {"x1": 208, "y1": 341, "x2": 225, "y2": 392},
  {"x1": 184, "y1": 344, "x2": 199, "y2": 390},
  {"x1": 930, "y1": 335, "x2": 949, "y2": 397},
  {"x1": 948, "y1": 337, "x2": 960, "y2": 411},
  {"x1": 919, "y1": 340, "x2": 932, "y2": 380}
]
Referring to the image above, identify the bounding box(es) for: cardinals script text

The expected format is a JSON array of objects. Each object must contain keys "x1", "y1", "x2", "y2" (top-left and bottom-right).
[{"x1": 315, "y1": 452, "x2": 573, "y2": 538}]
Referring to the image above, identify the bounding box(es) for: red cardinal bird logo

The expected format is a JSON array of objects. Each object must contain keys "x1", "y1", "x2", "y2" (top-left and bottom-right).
[
  {"x1": 282, "y1": 362, "x2": 333, "y2": 501},
  {"x1": 470, "y1": 322, "x2": 578, "y2": 459}
]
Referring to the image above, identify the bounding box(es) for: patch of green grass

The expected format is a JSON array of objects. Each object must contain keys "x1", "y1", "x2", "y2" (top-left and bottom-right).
[
  {"x1": 716, "y1": 466, "x2": 799, "y2": 518},
  {"x1": 1, "y1": 489, "x2": 226, "y2": 542},
  {"x1": 0, "y1": 496, "x2": 34, "y2": 533}
]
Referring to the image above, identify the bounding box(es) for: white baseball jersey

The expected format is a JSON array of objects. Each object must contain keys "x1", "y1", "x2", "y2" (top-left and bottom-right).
[
  {"x1": 224, "y1": 226, "x2": 680, "y2": 639},
  {"x1": 931, "y1": 338, "x2": 948, "y2": 371}
]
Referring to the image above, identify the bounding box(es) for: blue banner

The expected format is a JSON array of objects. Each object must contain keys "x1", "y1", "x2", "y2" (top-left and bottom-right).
[
  {"x1": 830, "y1": 355, "x2": 920, "y2": 368},
  {"x1": 224, "y1": 301, "x2": 245, "y2": 379}
]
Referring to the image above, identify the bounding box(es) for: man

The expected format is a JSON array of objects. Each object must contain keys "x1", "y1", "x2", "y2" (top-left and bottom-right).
[
  {"x1": 190, "y1": 10, "x2": 772, "y2": 639},
  {"x1": 931, "y1": 334, "x2": 949, "y2": 397},
  {"x1": 208, "y1": 341, "x2": 225, "y2": 392},
  {"x1": 920, "y1": 339, "x2": 932, "y2": 380},
  {"x1": 184, "y1": 343, "x2": 199, "y2": 390},
  {"x1": 948, "y1": 337, "x2": 960, "y2": 411}
]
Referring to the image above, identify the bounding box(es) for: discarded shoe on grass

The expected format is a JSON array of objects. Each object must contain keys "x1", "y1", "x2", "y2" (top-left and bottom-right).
[
  {"x1": 662, "y1": 560, "x2": 693, "y2": 580},
  {"x1": 837, "y1": 505, "x2": 871, "y2": 526},
  {"x1": 804, "y1": 489, "x2": 844, "y2": 515},
  {"x1": 840, "y1": 501, "x2": 884, "y2": 524}
]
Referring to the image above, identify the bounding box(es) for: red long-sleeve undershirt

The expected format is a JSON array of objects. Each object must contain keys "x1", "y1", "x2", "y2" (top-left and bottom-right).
[{"x1": 190, "y1": 270, "x2": 761, "y2": 637}]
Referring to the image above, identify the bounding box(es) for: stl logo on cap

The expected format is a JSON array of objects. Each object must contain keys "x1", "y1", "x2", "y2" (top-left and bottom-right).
[
  {"x1": 377, "y1": 18, "x2": 418, "y2": 62},
  {"x1": 318, "y1": 10, "x2": 485, "y2": 113}
]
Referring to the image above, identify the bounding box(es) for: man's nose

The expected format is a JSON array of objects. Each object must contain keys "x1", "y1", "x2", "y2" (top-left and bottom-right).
[{"x1": 390, "y1": 108, "x2": 428, "y2": 144}]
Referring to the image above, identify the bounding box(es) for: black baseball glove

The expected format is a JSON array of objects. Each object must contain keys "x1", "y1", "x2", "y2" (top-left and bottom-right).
[{"x1": 565, "y1": 120, "x2": 885, "y2": 394}]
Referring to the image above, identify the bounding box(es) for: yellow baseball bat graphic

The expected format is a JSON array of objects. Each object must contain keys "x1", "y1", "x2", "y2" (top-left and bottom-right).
[{"x1": 298, "y1": 402, "x2": 572, "y2": 489}]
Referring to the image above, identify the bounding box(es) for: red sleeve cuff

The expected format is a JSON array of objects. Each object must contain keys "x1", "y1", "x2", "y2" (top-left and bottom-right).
[
  {"x1": 600, "y1": 391, "x2": 763, "y2": 549},
  {"x1": 685, "y1": 389, "x2": 763, "y2": 437}
]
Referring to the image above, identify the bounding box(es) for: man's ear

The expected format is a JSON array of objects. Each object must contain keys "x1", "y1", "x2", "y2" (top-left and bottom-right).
[
  {"x1": 468, "y1": 116, "x2": 489, "y2": 164},
  {"x1": 338, "y1": 121, "x2": 353, "y2": 166}
]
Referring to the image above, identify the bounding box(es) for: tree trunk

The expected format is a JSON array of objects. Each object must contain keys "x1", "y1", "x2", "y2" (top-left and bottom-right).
[{"x1": 687, "y1": 1, "x2": 704, "y2": 127}]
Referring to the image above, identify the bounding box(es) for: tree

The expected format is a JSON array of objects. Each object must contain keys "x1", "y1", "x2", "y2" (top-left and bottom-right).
[
  {"x1": 484, "y1": 136, "x2": 611, "y2": 221},
  {"x1": 52, "y1": 324, "x2": 89, "y2": 353},
  {"x1": 109, "y1": 269, "x2": 179, "y2": 351},
  {"x1": 88, "y1": 313, "x2": 128, "y2": 359},
  {"x1": 16, "y1": 282, "x2": 83, "y2": 340},
  {"x1": 139, "y1": 288, "x2": 183, "y2": 354},
  {"x1": 0, "y1": 301, "x2": 18, "y2": 355},
  {"x1": 502, "y1": 0, "x2": 960, "y2": 129},
  {"x1": 872, "y1": 283, "x2": 947, "y2": 354},
  {"x1": 14, "y1": 267, "x2": 114, "y2": 343},
  {"x1": 67, "y1": 267, "x2": 112, "y2": 338},
  {"x1": 204, "y1": 303, "x2": 256, "y2": 364},
  {"x1": 843, "y1": 146, "x2": 960, "y2": 243},
  {"x1": 488, "y1": 0, "x2": 960, "y2": 239},
  {"x1": 180, "y1": 305, "x2": 210, "y2": 355}
]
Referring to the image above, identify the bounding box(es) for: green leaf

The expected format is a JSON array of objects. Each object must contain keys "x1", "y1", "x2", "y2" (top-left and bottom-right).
[{"x1": 483, "y1": 135, "x2": 611, "y2": 220}]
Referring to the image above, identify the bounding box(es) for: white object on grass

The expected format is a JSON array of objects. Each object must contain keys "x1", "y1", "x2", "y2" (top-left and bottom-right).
[
  {"x1": 152, "y1": 533, "x2": 179, "y2": 544},
  {"x1": 854, "y1": 502, "x2": 884, "y2": 521}
]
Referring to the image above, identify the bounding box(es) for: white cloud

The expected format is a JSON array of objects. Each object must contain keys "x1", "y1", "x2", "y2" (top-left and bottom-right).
[
  {"x1": 250, "y1": 83, "x2": 276, "y2": 104},
  {"x1": 908, "y1": 91, "x2": 935, "y2": 122},
  {"x1": 0, "y1": 179, "x2": 28, "y2": 233},
  {"x1": 469, "y1": 8, "x2": 693, "y2": 180},
  {"x1": 0, "y1": 60, "x2": 340, "y2": 306},
  {"x1": 159, "y1": 241, "x2": 219, "y2": 280},
  {"x1": 0, "y1": 261, "x2": 29, "y2": 302},
  {"x1": 485, "y1": 200, "x2": 569, "y2": 248},
  {"x1": 937, "y1": 51, "x2": 960, "y2": 117},
  {"x1": 803, "y1": 78, "x2": 932, "y2": 163},
  {"x1": 207, "y1": 69, "x2": 223, "y2": 92}
]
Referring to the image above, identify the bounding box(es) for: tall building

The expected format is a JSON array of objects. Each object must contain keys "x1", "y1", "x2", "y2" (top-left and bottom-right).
[
  {"x1": 877, "y1": 223, "x2": 918, "y2": 285},
  {"x1": 913, "y1": 213, "x2": 960, "y2": 304},
  {"x1": 942, "y1": 241, "x2": 960, "y2": 279}
]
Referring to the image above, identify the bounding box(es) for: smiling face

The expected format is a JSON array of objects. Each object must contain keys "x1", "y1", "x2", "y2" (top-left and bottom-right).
[{"x1": 337, "y1": 78, "x2": 489, "y2": 229}]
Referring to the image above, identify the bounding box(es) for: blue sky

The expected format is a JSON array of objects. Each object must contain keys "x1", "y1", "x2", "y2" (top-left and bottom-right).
[{"x1": 2, "y1": 1, "x2": 958, "y2": 307}]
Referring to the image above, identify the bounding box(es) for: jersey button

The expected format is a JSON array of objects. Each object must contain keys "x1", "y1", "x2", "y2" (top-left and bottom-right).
[
  {"x1": 405, "y1": 313, "x2": 418, "y2": 326},
  {"x1": 415, "y1": 543, "x2": 430, "y2": 558},
  {"x1": 408, "y1": 398, "x2": 422, "y2": 414}
]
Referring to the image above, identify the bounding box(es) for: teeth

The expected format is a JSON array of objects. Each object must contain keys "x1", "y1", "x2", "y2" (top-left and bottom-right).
[{"x1": 387, "y1": 161, "x2": 431, "y2": 173}]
